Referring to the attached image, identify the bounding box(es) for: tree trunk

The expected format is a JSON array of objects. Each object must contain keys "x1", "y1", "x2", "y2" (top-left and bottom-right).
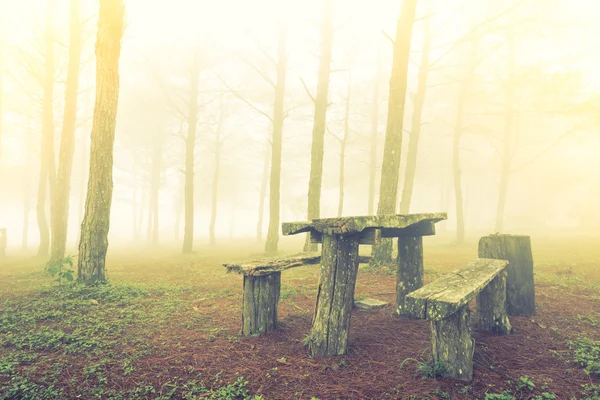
[
  {"x1": 209, "y1": 102, "x2": 226, "y2": 246},
  {"x1": 265, "y1": 28, "x2": 287, "y2": 254},
  {"x1": 372, "y1": 0, "x2": 418, "y2": 264},
  {"x1": 182, "y1": 72, "x2": 199, "y2": 254},
  {"x1": 174, "y1": 172, "x2": 183, "y2": 241},
  {"x1": 149, "y1": 130, "x2": 164, "y2": 246},
  {"x1": 37, "y1": 0, "x2": 57, "y2": 258},
  {"x1": 256, "y1": 145, "x2": 269, "y2": 242},
  {"x1": 399, "y1": 18, "x2": 431, "y2": 214},
  {"x1": 308, "y1": 233, "x2": 360, "y2": 356},
  {"x1": 22, "y1": 133, "x2": 34, "y2": 250},
  {"x1": 367, "y1": 65, "x2": 380, "y2": 216},
  {"x1": 77, "y1": 0, "x2": 124, "y2": 284},
  {"x1": 136, "y1": 181, "x2": 146, "y2": 240},
  {"x1": 495, "y1": 33, "x2": 515, "y2": 233},
  {"x1": 304, "y1": 0, "x2": 333, "y2": 252},
  {"x1": 337, "y1": 72, "x2": 351, "y2": 218},
  {"x1": 51, "y1": 0, "x2": 82, "y2": 261},
  {"x1": 478, "y1": 234, "x2": 535, "y2": 316}
]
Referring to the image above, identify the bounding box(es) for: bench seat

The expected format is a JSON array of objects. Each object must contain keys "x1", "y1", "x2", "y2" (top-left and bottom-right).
[{"x1": 405, "y1": 258, "x2": 511, "y2": 381}]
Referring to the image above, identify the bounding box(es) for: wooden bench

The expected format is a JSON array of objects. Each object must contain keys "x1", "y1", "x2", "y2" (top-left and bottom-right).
[
  {"x1": 0, "y1": 228, "x2": 6, "y2": 258},
  {"x1": 405, "y1": 258, "x2": 511, "y2": 381},
  {"x1": 224, "y1": 252, "x2": 371, "y2": 337}
]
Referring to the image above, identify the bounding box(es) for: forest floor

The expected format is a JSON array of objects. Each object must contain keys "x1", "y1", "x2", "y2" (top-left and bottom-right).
[{"x1": 1, "y1": 235, "x2": 600, "y2": 400}]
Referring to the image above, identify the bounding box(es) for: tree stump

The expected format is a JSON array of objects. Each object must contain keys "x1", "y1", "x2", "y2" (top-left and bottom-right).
[
  {"x1": 309, "y1": 233, "x2": 360, "y2": 356},
  {"x1": 431, "y1": 305, "x2": 473, "y2": 381},
  {"x1": 396, "y1": 236, "x2": 423, "y2": 316},
  {"x1": 242, "y1": 272, "x2": 281, "y2": 336},
  {"x1": 478, "y1": 234, "x2": 535, "y2": 316},
  {"x1": 477, "y1": 270, "x2": 511, "y2": 334}
]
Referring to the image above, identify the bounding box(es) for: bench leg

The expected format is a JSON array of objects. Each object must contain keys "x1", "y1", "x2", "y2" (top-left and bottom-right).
[
  {"x1": 241, "y1": 272, "x2": 281, "y2": 336},
  {"x1": 431, "y1": 305, "x2": 473, "y2": 381},
  {"x1": 309, "y1": 233, "x2": 360, "y2": 356},
  {"x1": 396, "y1": 236, "x2": 424, "y2": 316},
  {"x1": 477, "y1": 271, "x2": 511, "y2": 334}
]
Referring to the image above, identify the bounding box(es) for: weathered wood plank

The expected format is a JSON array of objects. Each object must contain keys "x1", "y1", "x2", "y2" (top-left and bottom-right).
[
  {"x1": 477, "y1": 270, "x2": 511, "y2": 334},
  {"x1": 478, "y1": 234, "x2": 535, "y2": 316},
  {"x1": 224, "y1": 253, "x2": 372, "y2": 276},
  {"x1": 405, "y1": 258, "x2": 509, "y2": 320},
  {"x1": 308, "y1": 233, "x2": 360, "y2": 356},
  {"x1": 380, "y1": 220, "x2": 436, "y2": 238},
  {"x1": 310, "y1": 229, "x2": 379, "y2": 245},
  {"x1": 242, "y1": 272, "x2": 281, "y2": 336},
  {"x1": 431, "y1": 305, "x2": 473, "y2": 381},
  {"x1": 282, "y1": 213, "x2": 447, "y2": 236},
  {"x1": 396, "y1": 236, "x2": 424, "y2": 317}
]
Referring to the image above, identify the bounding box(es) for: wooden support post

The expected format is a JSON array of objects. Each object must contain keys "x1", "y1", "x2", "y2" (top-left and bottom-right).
[
  {"x1": 477, "y1": 270, "x2": 511, "y2": 334},
  {"x1": 309, "y1": 233, "x2": 360, "y2": 356},
  {"x1": 241, "y1": 272, "x2": 281, "y2": 336},
  {"x1": 396, "y1": 236, "x2": 423, "y2": 316},
  {"x1": 431, "y1": 305, "x2": 473, "y2": 381},
  {"x1": 478, "y1": 234, "x2": 535, "y2": 316}
]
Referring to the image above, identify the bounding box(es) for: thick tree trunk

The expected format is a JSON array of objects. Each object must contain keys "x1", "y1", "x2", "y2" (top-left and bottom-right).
[
  {"x1": 372, "y1": 0, "x2": 417, "y2": 264},
  {"x1": 77, "y1": 0, "x2": 124, "y2": 284},
  {"x1": 304, "y1": 0, "x2": 333, "y2": 252},
  {"x1": 495, "y1": 33, "x2": 515, "y2": 233},
  {"x1": 265, "y1": 29, "x2": 287, "y2": 254},
  {"x1": 308, "y1": 233, "x2": 360, "y2": 356},
  {"x1": 242, "y1": 272, "x2": 281, "y2": 336},
  {"x1": 51, "y1": 0, "x2": 82, "y2": 261},
  {"x1": 396, "y1": 236, "x2": 424, "y2": 316},
  {"x1": 37, "y1": 0, "x2": 57, "y2": 258},
  {"x1": 367, "y1": 66, "x2": 380, "y2": 216},
  {"x1": 478, "y1": 234, "x2": 535, "y2": 316},
  {"x1": 182, "y1": 73, "x2": 199, "y2": 254},
  {"x1": 209, "y1": 103, "x2": 225, "y2": 246},
  {"x1": 257, "y1": 146, "x2": 269, "y2": 242},
  {"x1": 431, "y1": 305, "x2": 473, "y2": 381},
  {"x1": 399, "y1": 19, "x2": 431, "y2": 214}
]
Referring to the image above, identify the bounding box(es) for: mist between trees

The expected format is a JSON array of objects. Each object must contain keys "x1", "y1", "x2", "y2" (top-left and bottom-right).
[{"x1": 0, "y1": 0, "x2": 599, "y2": 278}]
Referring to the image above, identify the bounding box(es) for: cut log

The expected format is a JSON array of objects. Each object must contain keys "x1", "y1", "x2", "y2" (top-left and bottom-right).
[
  {"x1": 309, "y1": 233, "x2": 360, "y2": 356},
  {"x1": 477, "y1": 270, "x2": 511, "y2": 334},
  {"x1": 405, "y1": 258, "x2": 509, "y2": 320},
  {"x1": 396, "y1": 236, "x2": 423, "y2": 316},
  {"x1": 431, "y1": 305, "x2": 473, "y2": 381},
  {"x1": 242, "y1": 272, "x2": 281, "y2": 336},
  {"x1": 478, "y1": 234, "x2": 535, "y2": 316}
]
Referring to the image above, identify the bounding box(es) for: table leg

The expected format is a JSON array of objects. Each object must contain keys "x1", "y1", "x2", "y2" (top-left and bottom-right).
[
  {"x1": 396, "y1": 236, "x2": 424, "y2": 316},
  {"x1": 309, "y1": 233, "x2": 360, "y2": 356}
]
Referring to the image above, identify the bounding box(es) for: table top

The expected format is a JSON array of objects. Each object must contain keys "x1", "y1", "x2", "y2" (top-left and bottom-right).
[{"x1": 282, "y1": 213, "x2": 447, "y2": 236}]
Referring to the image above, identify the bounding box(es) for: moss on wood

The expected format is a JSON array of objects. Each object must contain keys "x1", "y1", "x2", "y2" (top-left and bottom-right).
[{"x1": 242, "y1": 272, "x2": 281, "y2": 336}]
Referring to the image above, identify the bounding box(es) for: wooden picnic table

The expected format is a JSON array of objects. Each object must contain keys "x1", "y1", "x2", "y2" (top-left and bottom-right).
[{"x1": 282, "y1": 213, "x2": 447, "y2": 356}]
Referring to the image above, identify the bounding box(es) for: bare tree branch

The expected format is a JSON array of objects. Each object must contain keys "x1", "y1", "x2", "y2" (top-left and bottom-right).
[
  {"x1": 214, "y1": 72, "x2": 273, "y2": 122},
  {"x1": 299, "y1": 77, "x2": 316, "y2": 103},
  {"x1": 241, "y1": 56, "x2": 276, "y2": 88}
]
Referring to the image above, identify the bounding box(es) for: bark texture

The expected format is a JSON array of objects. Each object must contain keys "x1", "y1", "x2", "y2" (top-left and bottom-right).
[
  {"x1": 477, "y1": 270, "x2": 511, "y2": 334},
  {"x1": 77, "y1": 0, "x2": 124, "y2": 284},
  {"x1": 372, "y1": 0, "x2": 418, "y2": 264},
  {"x1": 431, "y1": 305, "x2": 474, "y2": 381},
  {"x1": 241, "y1": 272, "x2": 281, "y2": 336},
  {"x1": 265, "y1": 29, "x2": 287, "y2": 253},
  {"x1": 478, "y1": 234, "x2": 535, "y2": 316},
  {"x1": 396, "y1": 236, "x2": 423, "y2": 316},
  {"x1": 304, "y1": 0, "x2": 333, "y2": 252},
  {"x1": 399, "y1": 18, "x2": 431, "y2": 214},
  {"x1": 308, "y1": 233, "x2": 359, "y2": 356},
  {"x1": 51, "y1": 0, "x2": 82, "y2": 261}
]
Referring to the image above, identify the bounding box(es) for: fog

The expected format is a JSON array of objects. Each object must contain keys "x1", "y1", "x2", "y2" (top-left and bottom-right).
[{"x1": 1, "y1": 0, "x2": 599, "y2": 253}]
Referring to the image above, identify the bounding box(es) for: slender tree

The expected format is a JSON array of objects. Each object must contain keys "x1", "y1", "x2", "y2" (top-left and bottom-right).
[
  {"x1": 51, "y1": 0, "x2": 82, "y2": 261},
  {"x1": 367, "y1": 64, "x2": 381, "y2": 216},
  {"x1": 148, "y1": 129, "x2": 165, "y2": 246},
  {"x1": 399, "y1": 16, "x2": 431, "y2": 214},
  {"x1": 182, "y1": 66, "x2": 199, "y2": 254},
  {"x1": 209, "y1": 97, "x2": 226, "y2": 245},
  {"x1": 77, "y1": 0, "x2": 125, "y2": 283},
  {"x1": 264, "y1": 28, "x2": 287, "y2": 253},
  {"x1": 372, "y1": 0, "x2": 418, "y2": 264},
  {"x1": 335, "y1": 69, "x2": 352, "y2": 217},
  {"x1": 304, "y1": 0, "x2": 333, "y2": 252},
  {"x1": 37, "y1": 0, "x2": 57, "y2": 258},
  {"x1": 256, "y1": 145, "x2": 269, "y2": 242}
]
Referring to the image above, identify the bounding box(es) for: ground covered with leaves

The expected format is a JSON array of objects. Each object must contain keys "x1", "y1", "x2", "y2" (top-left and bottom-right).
[{"x1": 1, "y1": 236, "x2": 600, "y2": 399}]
